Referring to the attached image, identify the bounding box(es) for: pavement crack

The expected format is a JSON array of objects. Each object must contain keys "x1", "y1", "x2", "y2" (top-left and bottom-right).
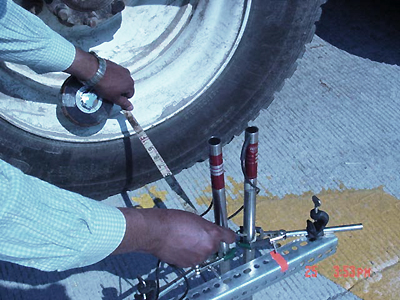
[
  {"x1": 374, "y1": 259, "x2": 399, "y2": 275},
  {"x1": 325, "y1": 290, "x2": 355, "y2": 300}
]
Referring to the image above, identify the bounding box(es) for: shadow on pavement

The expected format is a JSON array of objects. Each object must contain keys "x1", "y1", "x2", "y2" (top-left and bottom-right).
[
  {"x1": 0, "y1": 252, "x2": 158, "y2": 299},
  {"x1": 0, "y1": 283, "x2": 69, "y2": 300},
  {"x1": 316, "y1": 0, "x2": 400, "y2": 66}
]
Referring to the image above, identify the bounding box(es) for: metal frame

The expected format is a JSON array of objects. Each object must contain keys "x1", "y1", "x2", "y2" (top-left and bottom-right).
[
  {"x1": 134, "y1": 127, "x2": 361, "y2": 300},
  {"x1": 184, "y1": 235, "x2": 338, "y2": 300}
]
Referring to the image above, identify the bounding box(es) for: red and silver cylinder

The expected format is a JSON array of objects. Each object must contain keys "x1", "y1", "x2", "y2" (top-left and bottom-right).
[
  {"x1": 243, "y1": 127, "x2": 259, "y2": 262},
  {"x1": 208, "y1": 137, "x2": 230, "y2": 272}
]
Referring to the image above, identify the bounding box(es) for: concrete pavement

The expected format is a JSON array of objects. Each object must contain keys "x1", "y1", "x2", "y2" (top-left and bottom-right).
[{"x1": 1, "y1": 0, "x2": 399, "y2": 299}]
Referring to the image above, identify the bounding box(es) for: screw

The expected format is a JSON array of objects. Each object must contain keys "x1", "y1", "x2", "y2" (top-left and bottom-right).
[{"x1": 312, "y1": 195, "x2": 321, "y2": 213}]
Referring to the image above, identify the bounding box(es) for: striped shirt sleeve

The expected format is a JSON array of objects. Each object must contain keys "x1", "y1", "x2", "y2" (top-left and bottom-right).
[
  {"x1": 0, "y1": 0, "x2": 76, "y2": 73},
  {"x1": 0, "y1": 160, "x2": 126, "y2": 271}
]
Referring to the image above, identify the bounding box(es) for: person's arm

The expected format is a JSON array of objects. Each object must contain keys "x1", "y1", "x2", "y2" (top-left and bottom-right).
[
  {"x1": 0, "y1": 159, "x2": 235, "y2": 271},
  {"x1": 0, "y1": 160, "x2": 126, "y2": 271},
  {"x1": 0, "y1": 0, "x2": 75, "y2": 73},
  {"x1": 0, "y1": 0, "x2": 134, "y2": 110},
  {"x1": 114, "y1": 208, "x2": 236, "y2": 268}
]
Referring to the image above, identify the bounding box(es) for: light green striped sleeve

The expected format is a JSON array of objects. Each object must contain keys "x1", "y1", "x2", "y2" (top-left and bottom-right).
[
  {"x1": 0, "y1": 160, "x2": 126, "y2": 271},
  {"x1": 0, "y1": 0, "x2": 76, "y2": 73}
]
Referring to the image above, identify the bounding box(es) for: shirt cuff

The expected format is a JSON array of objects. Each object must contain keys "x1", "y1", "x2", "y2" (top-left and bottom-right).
[
  {"x1": 30, "y1": 35, "x2": 76, "y2": 74},
  {"x1": 72, "y1": 202, "x2": 126, "y2": 270}
]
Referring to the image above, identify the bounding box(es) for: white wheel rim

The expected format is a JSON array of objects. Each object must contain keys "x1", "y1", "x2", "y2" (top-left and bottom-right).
[{"x1": 0, "y1": 0, "x2": 251, "y2": 142}]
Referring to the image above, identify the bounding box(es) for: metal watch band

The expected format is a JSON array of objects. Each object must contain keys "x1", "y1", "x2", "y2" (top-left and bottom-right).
[{"x1": 80, "y1": 51, "x2": 107, "y2": 88}]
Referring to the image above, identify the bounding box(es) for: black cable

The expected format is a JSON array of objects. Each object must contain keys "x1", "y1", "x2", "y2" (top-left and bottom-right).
[
  {"x1": 228, "y1": 205, "x2": 243, "y2": 220},
  {"x1": 175, "y1": 268, "x2": 190, "y2": 300},
  {"x1": 155, "y1": 262, "x2": 190, "y2": 300},
  {"x1": 155, "y1": 259, "x2": 162, "y2": 300},
  {"x1": 200, "y1": 200, "x2": 213, "y2": 217}
]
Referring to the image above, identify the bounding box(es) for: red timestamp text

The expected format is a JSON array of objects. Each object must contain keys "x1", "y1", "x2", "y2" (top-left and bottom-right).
[
  {"x1": 305, "y1": 265, "x2": 371, "y2": 278},
  {"x1": 333, "y1": 265, "x2": 371, "y2": 278}
]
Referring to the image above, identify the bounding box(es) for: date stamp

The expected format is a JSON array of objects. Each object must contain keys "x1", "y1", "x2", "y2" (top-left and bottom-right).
[
  {"x1": 305, "y1": 265, "x2": 318, "y2": 278},
  {"x1": 305, "y1": 265, "x2": 371, "y2": 278}
]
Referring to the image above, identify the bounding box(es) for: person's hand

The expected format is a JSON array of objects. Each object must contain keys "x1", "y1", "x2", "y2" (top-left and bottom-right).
[
  {"x1": 65, "y1": 47, "x2": 134, "y2": 111},
  {"x1": 147, "y1": 209, "x2": 235, "y2": 267},
  {"x1": 93, "y1": 60, "x2": 134, "y2": 111},
  {"x1": 113, "y1": 208, "x2": 236, "y2": 268}
]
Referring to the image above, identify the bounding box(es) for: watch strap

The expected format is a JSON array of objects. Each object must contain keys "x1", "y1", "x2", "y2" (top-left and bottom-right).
[{"x1": 80, "y1": 51, "x2": 107, "y2": 88}]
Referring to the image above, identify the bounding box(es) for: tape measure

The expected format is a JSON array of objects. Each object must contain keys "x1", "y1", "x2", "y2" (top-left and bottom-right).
[
  {"x1": 123, "y1": 110, "x2": 197, "y2": 211},
  {"x1": 123, "y1": 110, "x2": 172, "y2": 177}
]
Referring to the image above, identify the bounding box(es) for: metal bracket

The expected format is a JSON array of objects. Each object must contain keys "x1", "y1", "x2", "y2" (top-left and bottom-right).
[{"x1": 184, "y1": 235, "x2": 338, "y2": 300}]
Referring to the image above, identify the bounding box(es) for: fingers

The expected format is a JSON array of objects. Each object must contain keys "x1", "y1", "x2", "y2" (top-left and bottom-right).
[
  {"x1": 220, "y1": 227, "x2": 236, "y2": 244},
  {"x1": 92, "y1": 60, "x2": 135, "y2": 110}
]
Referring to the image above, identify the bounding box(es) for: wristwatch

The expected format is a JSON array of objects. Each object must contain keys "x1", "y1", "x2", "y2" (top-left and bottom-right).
[{"x1": 80, "y1": 51, "x2": 107, "y2": 88}]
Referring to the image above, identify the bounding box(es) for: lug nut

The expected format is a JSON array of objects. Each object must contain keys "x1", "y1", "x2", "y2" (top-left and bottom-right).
[
  {"x1": 88, "y1": 17, "x2": 98, "y2": 28},
  {"x1": 58, "y1": 8, "x2": 70, "y2": 21}
]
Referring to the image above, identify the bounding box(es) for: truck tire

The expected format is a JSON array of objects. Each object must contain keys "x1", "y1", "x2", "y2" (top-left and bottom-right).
[{"x1": 0, "y1": 0, "x2": 326, "y2": 199}]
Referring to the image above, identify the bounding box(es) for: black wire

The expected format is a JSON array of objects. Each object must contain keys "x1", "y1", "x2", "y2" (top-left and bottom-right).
[
  {"x1": 175, "y1": 268, "x2": 190, "y2": 300},
  {"x1": 200, "y1": 200, "x2": 213, "y2": 217},
  {"x1": 228, "y1": 205, "x2": 243, "y2": 220},
  {"x1": 155, "y1": 262, "x2": 190, "y2": 300},
  {"x1": 155, "y1": 259, "x2": 162, "y2": 300}
]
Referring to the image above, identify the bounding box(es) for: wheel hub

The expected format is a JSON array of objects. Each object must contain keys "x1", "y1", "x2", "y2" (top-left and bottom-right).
[
  {"x1": 45, "y1": 0, "x2": 126, "y2": 27},
  {"x1": 60, "y1": 76, "x2": 113, "y2": 126},
  {"x1": 75, "y1": 87, "x2": 102, "y2": 114}
]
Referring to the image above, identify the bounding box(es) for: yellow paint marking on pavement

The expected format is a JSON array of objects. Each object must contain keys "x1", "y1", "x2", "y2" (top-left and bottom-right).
[
  {"x1": 130, "y1": 186, "x2": 168, "y2": 208},
  {"x1": 196, "y1": 176, "x2": 245, "y2": 214}
]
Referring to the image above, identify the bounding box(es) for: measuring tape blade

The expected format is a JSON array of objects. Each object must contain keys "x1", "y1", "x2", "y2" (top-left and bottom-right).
[
  {"x1": 123, "y1": 111, "x2": 197, "y2": 211},
  {"x1": 123, "y1": 110, "x2": 172, "y2": 178}
]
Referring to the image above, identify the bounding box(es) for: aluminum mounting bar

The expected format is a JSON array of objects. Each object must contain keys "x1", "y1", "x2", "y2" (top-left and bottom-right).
[{"x1": 184, "y1": 235, "x2": 338, "y2": 300}]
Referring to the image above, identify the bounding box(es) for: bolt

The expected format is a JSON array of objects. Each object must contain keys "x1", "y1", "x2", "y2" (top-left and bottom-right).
[
  {"x1": 55, "y1": 4, "x2": 70, "y2": 21},
  {"x1": 89, "y1": 11, "x2": 99, "y2": 18},
  {"x1": 194, "y1": 265, "x2": 201, "y2": 276},
  {"x1": 312, "y1": 195, "x2": 321, "y2": 213},
  {"x1": 88, "y1": 17, "x2": 98, "y2": 28},
  {"x1": 58, "y1": 8, "x2": 69, "y2": 21}
]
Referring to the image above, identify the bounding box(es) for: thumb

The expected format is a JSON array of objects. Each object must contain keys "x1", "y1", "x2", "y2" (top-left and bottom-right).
[{"x1": 114, "y1": 96, "x2": 133, "y2": 111}]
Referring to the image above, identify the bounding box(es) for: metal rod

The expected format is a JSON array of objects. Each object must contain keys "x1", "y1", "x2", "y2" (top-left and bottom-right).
[
  {"x1": 243, "y1": 127, "x2": 259, "y2": 265},
  {"x1": 208, "y1": 137, "x2": 230, "y2": 274},
  {"x1": 323, "y1": 223, "x2": 364, "y2": 233},
  {"x1": 267, "y1": 223, "x2": 364, "y2": 243},
  {"x1": 286, "y1": 223, "x2": 364, "y2": 238}
]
